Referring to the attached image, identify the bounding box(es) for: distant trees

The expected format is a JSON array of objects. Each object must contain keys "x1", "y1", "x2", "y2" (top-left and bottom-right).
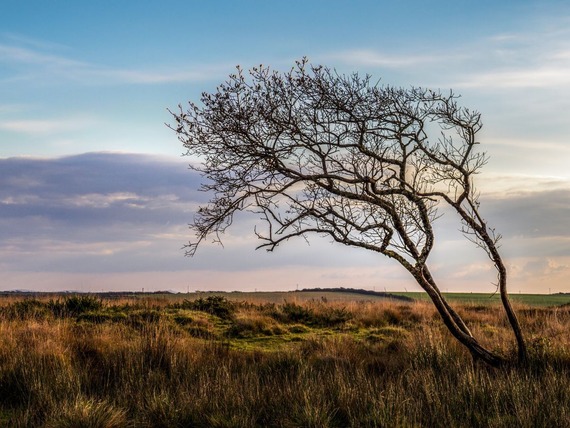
[{"x1": 171, "y1": 59, "x2": 527, "y2": 366}]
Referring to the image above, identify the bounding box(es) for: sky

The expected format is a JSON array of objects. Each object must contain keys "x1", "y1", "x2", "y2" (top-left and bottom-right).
[{"x1": 0, "y1": 1, "x2": 569, "y2": 293}]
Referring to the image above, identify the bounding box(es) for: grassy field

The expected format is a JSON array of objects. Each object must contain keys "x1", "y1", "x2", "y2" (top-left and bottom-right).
[
  {"x1": 0, "y1": 291, "x2": 569, "y2": 427},
  {"x1": 29, "y1": 289, "x2": 565, "y2": 306},
  {"x1": 394, "y1": 291, "x2": 570, "y2": 307}
]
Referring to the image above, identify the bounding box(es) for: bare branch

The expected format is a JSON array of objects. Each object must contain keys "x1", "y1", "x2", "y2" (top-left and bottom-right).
[{"x1": 170, "y1": 59, "x2": 527, "y2": 365}]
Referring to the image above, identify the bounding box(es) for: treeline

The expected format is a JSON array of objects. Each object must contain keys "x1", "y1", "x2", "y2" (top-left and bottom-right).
[{"x1": 296, "y1": 287, "x2": 414, "y2": 302}]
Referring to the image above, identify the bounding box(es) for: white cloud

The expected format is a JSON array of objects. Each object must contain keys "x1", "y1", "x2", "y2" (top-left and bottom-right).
[
  {"x1": 0, "y1": 194, "x2": 41, "y2": 205},
  {"x1": 454, "y1": 24, "x2": 570, "y2": 89},
  {"x1": 65, "y1": 192, "x2": 143, "y2": 208},
  {"x1": 0, "y1": 237, "x2": 152, "y2": 257},
  {"x1": 0, "y1": 44, "x2": 84, "y2": 68},
  {"x1": 0, "y1": 40, "x2": 230, "y2": 85},
  {"x1": 3, "y1": 33, "x2": 71, "y2": 52},
  {"x1": 478, "y1": 173, "x2": 570, "y2": 196},
  {"x1": 0, "y1": 103, "x2": 31, "y2": 114},
  {"x1": 324, "y1": 19, "x2": 570, "y2": 92},
  {"x1": 90, "y1": 67, "x2": 226, "y2": 84},
  {"x1": 456, "y1": 67, "x2": 570, "y2": 89},
  {"x1": 0, "y1": 116, "x2": 98, "y2": 135},
  {"x1": 324, "y1": 49, "x2": 450, "y2": 68}
]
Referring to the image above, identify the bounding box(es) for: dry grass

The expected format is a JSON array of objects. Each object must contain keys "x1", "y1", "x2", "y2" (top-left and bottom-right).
[{"x1": 0, "y1": 294, "x2": 569, "y2": 427}]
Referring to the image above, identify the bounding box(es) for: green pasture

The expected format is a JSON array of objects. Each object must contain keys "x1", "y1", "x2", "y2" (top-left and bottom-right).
[
  {"x1": 150, "y1": 290, "x2": 570, "y2": 307},
  {"x1": 184, "y1": 290, "x2": 570, "y2": 307},
  {"x1": 394, "y1": 292, "x2": 570, "y2": 307},
  {"x1": 3, "y1": 289, "x2": 568, "y2": 307}
]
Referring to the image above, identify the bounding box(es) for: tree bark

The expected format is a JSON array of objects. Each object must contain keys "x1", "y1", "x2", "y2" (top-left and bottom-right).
[
  {"x1": 495, "y1": 256, "x2": 528, "y2": 364},
  {"x1": 412, "y1": 266, "x2": 505, "y2": 367}
]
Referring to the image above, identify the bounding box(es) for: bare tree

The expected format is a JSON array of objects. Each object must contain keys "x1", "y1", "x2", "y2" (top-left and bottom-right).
[{"x1": 170, "y1": 59, "x2": 527, "y2": 366}]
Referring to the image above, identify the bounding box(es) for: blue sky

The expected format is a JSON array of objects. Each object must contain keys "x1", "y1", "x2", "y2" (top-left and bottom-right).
[{"x1": 1, "y1": 1, "x2": 569, "y2": 292}]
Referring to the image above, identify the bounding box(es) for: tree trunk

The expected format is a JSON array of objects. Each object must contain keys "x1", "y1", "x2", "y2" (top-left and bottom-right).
[
  {"x1": 495, "y1": 258, "x2": 528, "y2": 364},
  {"x1": 412, "y1": 267, "x2": 505, "y2": 367},
  {"x1": 455, "y1": 207, "x2": 528, "y2": 364},
  {"x1": 476, "y1": 228, "x2": 528, "y2": 364}
]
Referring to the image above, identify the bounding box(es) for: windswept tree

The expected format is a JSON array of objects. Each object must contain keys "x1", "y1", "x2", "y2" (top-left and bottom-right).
[{"x1": 170, "y1": 59, "x2": 527, "y2": 366}]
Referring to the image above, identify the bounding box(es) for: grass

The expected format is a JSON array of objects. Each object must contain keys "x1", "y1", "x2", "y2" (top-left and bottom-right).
[
  {"x1": 395, "y1": 291, "x2": 570, "y2": 307},
  {"x1": 0, "y1": 292, "x2": 569, "y2": 426}
]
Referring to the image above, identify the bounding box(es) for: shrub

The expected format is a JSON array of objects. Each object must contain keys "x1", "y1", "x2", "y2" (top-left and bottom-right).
[
  {"x1": 3, "y1": 299, "x2": 49, "y2": 320},
  {"x1": 271, "y1": 302, "x2": 352, "y2": 327},
  {"x1": 226, "y1": 314, "x2": 284, "y2": 338},
  {"x1": 127, "y1": 309, "x2": 162, "y2": 328},
  {"x1": 48, "y1": 295, "x2": 104, "y2": 318},
  {"x1": 77, "y1": 311, "x2": 127, "y2": 324},
  {"x1": 279, "y1": 302, "x2": 314, "y2": 324},
  {"x1": 172, "y1": 296, "x2": 235, "y2": 320}
]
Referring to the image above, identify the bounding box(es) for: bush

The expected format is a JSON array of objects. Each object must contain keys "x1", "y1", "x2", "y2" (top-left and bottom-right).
[
  {"x1": 279, "y1": 302, "x2": 314, "y2": 324},
  {"x1": 77, "y1": 311, "x2": 127, "y2": 324},
  {"x1": 172, "y1": 296, "x2": 235, "y2": 320},
  {"x1": 127, "y1": 309, "x2": 162, "y2": 328},
  {"x1": 48, "y1": 295, "x2": 104, "y2": 318},
  {"x1": 272, "y1": 302, "x2": 352, "y2": 327},
  {"x1": 3, "y1": 299, "x2": 49, "y2": 320}
]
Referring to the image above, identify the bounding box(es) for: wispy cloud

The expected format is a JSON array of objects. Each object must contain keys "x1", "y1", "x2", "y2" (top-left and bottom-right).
[
  {"x1": 3, "y1": 32, "x2": 71, "y2": 51},
  {"x1": 0, "y1": 116, "x2": 98, "y2": 135},
  {"x1": 325, "y1": 20, "x2": 570, "y2": 91},
  {"x1": 0, "y1": 103, "x2": 32, "y2": 114},
  {"x1": 85, "y1": 67, "x2": 226, "y2": 84},
  {"x1": 454, "y1": 24, "x2": 570, "y2": 89},
  {"x1": 323, "y1": 49, "x2": 451, "y2": 68},
  {"x1": 456, "y1": 66, "x2": 570, "y2": 89},
  {"x1": 0, "y1": 44, "x2": 83, "y2": 68},
  {"x1": 0, "y1": 37, "x2": 230, "y2": 85}
]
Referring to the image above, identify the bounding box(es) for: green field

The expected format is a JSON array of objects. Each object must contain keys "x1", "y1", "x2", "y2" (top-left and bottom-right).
[
  {"x1": 125, "y1": 289, "x2": 570, "y2": 307},
  {"x1": 393, "y1": 291, "x2": 570, "y2": 307},
  {"x1": 4, "y1": 289, "x2": 567, "y2": 307}
]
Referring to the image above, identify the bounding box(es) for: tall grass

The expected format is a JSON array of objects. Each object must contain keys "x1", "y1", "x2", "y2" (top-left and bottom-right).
[{"x1": 0, "y1": 294, "x2": 568, "y2": 427}]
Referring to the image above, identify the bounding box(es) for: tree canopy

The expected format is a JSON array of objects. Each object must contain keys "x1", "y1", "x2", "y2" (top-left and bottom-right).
[{"x1": 171, "y1": 59, "x2": 527, "y2": 366}]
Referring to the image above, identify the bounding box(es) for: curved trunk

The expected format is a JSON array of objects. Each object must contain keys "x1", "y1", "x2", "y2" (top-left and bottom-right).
[
  {"x1": 421, "y1": 267, "x2": 473, "y2": 337},
  {"x1": 453, "y1": 203, "x2": 528, "y2": 364},
  {"x1": 412, "y1": 266, "x2": 504, "y2": 367},
  {"x1": 495, "y1": 256, "x2": 528, "y2": 364},
  {"x1": 474, "y1": 224, "x2": 528, "y2": 364}
]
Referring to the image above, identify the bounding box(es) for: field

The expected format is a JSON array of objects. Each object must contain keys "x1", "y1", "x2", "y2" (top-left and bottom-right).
[
  {"x1": 0, "y1": 290, "x2": 569, "y2": 427},
  {"x1": 395, "y1": 291, "x2": 570, "y2": 307}
]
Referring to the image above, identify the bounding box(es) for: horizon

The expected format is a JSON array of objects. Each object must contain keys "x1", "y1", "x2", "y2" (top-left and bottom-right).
[
  {"x1": 1, "y1": 1, "x2": 569, "y2": 293},
  {"x1": 0, "y1": 287, "x2": 565, "y2": 296}
]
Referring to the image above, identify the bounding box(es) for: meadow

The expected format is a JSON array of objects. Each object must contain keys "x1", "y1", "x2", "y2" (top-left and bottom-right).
[{"x1": 0, "y1": 291, "x2": 569, "y2": 427}]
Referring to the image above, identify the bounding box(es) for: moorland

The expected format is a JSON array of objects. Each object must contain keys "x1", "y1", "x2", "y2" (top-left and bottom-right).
[{"x1": 0, "y1": 290, "x2": 569, "y2": 427}]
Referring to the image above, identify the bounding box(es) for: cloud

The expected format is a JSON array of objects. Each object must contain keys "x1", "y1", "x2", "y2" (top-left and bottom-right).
[
  {"x1": 324, "y1": 18, "x2": 570, "y2": 92},
  {"x1": 0, "y1": 44, "x2": 83, "y2": 68},
  {"x1": 453, "y1": 24, "x2": 570, "y2": 89},
  {"x1": 480, "y1": 189, "x2": 570, "y2": 240},
  {"x1": 0, "y1": 39, "x2": 230, "y2": 85},
  {"x1": 0, "y1": 152, "x2": 197, "y2": 248},
  {"x1": 0, "y1": 152, "x2": 568, "y2": 292},
  {"x1": 479, "y1": 173, "x2": 570, "y2": 195},
  {"x1": 0, "y1": 116, "x2": 99, "y2": 136},
  {"x1": 0, "y1": 103, "x2": 31, "y2": 114},
  {"x1": 0, "y1": 152, "x2": 201, "y2": 228},
  {"x1": 455, "y1": 66, "x2": 570, "y2": 89},
  {"x1": 324, "y1": 49, "x2": 450, "y2": 69}
]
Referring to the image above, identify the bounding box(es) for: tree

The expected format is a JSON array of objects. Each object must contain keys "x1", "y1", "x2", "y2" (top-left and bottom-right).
[{"x1": 170, "y1": 59, "x2": 527, "y2": 366}]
